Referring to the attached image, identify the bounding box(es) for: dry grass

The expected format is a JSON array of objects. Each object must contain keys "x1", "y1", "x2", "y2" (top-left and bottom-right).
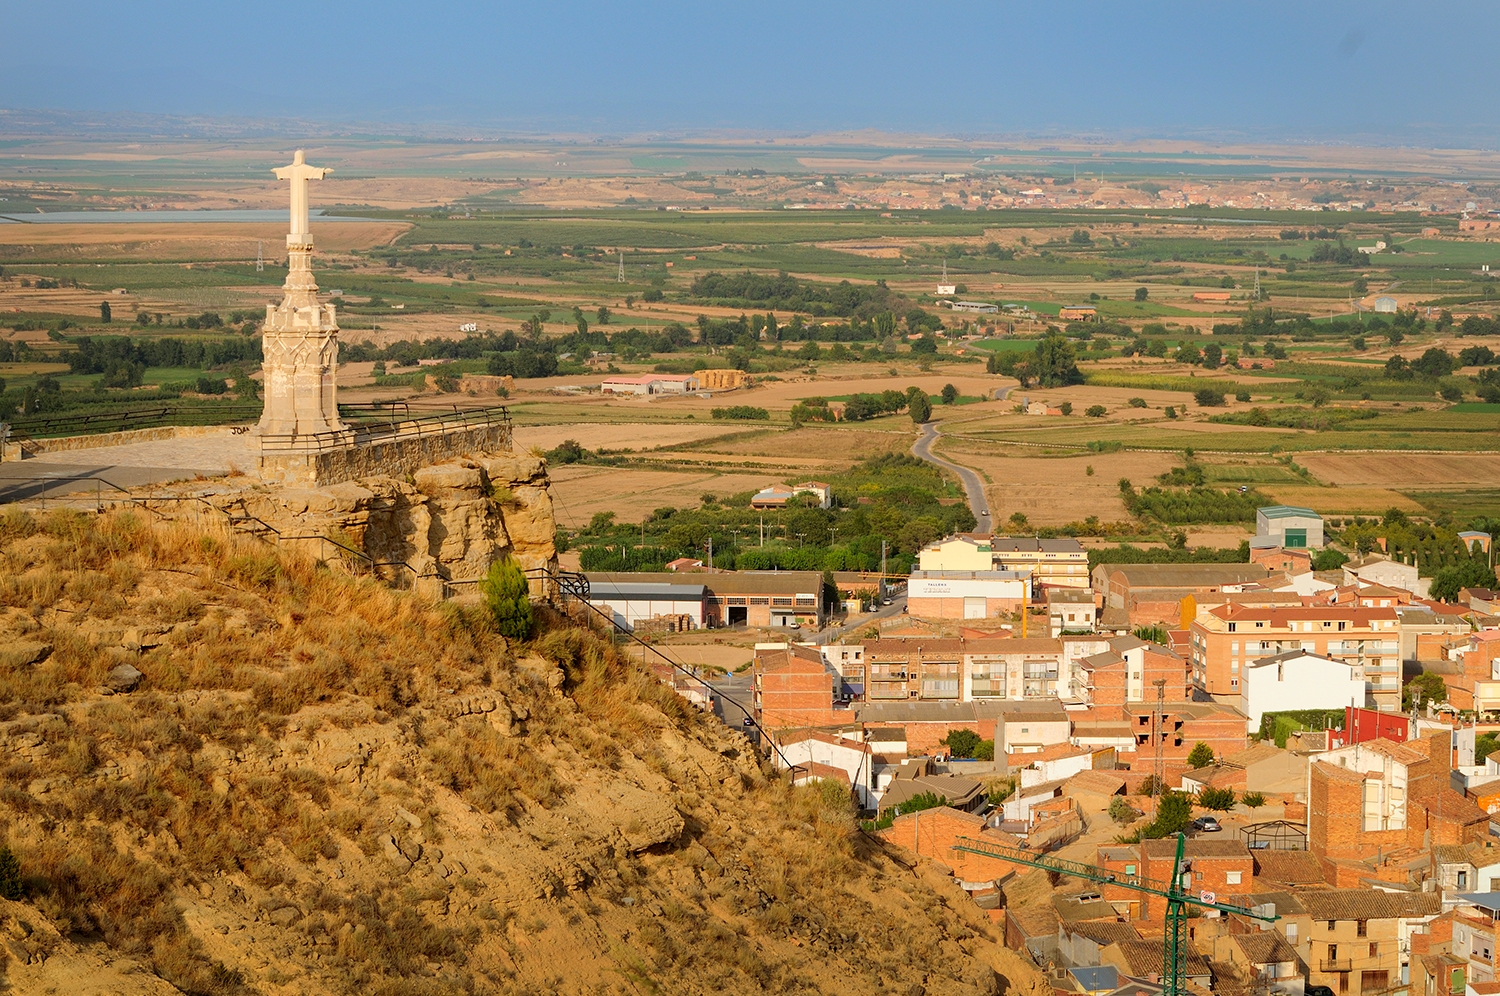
[{"x1": 0, "y1": 507, "x2": 1036, "y2": 996}]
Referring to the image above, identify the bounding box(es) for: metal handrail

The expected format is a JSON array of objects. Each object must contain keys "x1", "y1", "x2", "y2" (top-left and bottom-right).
[
  {"x1": 544, "y1": 571, "x2": 801, "y2": 772},
  {"x1": 9, "y1": 404, "x2": 264, "y2": 439},
  {"x1": 258, "y1": 405, "x2": 510, "y2": 452}
]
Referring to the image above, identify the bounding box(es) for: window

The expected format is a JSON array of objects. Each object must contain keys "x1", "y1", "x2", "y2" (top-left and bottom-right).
[
  {"x1": 1231, "y1": 661, "x2": 1239, "y2": 673},
  {"x1": 1458, "y1": 871, "x2": 1468, "y2": 889},
  {"x1": 1231, "y1": 640, "x2": 1239, "y2": 654},
  {"x1": 1329, "y1": 943, "x2": 1338, "y2": 961},
  {"x1": 1226, "y1": 871, "x2": 1242, "y2": 885},
  {"x1": 1229, "y1": 622, "x2": 1237, "y2": 632},
  {"x1": 1370, "y1": 943, "x2": 1379, "y2": 958},
  {"x1": 1125, "y1": 864, "x2": 1136, "y2": 876},
  {"x1": 1356, "y1": 921, "x2": 1367, "y2": 937},
  {"x1": 1231, "y1": 678, "x2": 1239, "y2": 688}
]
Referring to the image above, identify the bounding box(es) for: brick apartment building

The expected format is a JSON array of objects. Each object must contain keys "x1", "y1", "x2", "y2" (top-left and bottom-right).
[
  {"x1": 1079, "y1": 636, "x2": 1192, "y2": 707},
  {"x1": 754, "y1": 644, "x2": 845, "y2": 730},
  {"x1": 1250, "y1": 545, "x2": 1313, "y2": 575},
  {"x1": 1189, "y1": 603, "x2": 1401, "y2": 710},
  {"x1": 1095, "y1": 839, "x2": 1253, "y2": 922},
  {"x1": 1093, "y1": 563, "x2": 1272, "y2": 628},
  {"x1": 1299, "y1": 890, "x2": 1442, "y2": 995},
  {"x1": 1309, "y1": 735, "x2": 1487, "y2": 862},
  {"x1": 858, "y1": 637, "x2": 1070, "y2": 704}
]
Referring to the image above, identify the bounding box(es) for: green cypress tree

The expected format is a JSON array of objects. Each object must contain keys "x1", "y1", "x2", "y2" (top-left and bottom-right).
[{"x1": 480, "y1": 557, "x2": 533, "y2": 641}]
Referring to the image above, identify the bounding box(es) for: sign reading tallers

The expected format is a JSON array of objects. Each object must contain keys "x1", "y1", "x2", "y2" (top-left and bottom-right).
[{"x1": 258, "y1": 150, "x2": 343, "y2": 438}]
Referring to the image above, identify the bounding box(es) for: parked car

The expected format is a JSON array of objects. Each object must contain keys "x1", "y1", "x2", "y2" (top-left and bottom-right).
[{"x1": 1191, "y1": 816, "x2": 1222, "y2": 833}]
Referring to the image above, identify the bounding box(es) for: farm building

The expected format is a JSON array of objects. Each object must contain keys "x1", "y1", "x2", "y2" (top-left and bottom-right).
[
  {"x1": 1058, "y1": 305, "x2": 1098, "y2": 321},
  {"x1": 585, "y1": 579, "x2": 709, "y2": 632},
  {"x1": 950, "y1": 301, "x2": 999, "y2": 314},
  {"x1": 1374, "y1": 295, "x2": 1399, "y2": 313},
  {"x1": 600, "y1": 374, "x2": 699, "y2": 395},
  {"x1": 1191, "y1": 291, "x2": 1233, "y2": 303},
  {"x1": 906, "y1": 570, "x2": 1028, "y2": 620},
  {"x1": 1254, "y1": 505, "x2": 1323, "y2": 549}
]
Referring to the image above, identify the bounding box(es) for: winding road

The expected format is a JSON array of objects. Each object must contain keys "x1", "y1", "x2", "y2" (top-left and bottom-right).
[
  {"x1": 910, "y1": 385, "x2": 1014, "y2": 534},
  {"x1": 912, "y1": 423, "x2": 991, "y2": 533}
]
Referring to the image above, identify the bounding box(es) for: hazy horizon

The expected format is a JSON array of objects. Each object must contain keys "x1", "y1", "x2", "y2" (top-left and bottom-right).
[{"x1": 2, "y1": 0, "x2": 1497, "y2": 148}]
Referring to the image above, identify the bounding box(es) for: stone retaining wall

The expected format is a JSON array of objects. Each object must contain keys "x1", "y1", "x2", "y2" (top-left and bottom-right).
[{"x1": 257, "y1": 421, "x2": 512, "y2": 486}]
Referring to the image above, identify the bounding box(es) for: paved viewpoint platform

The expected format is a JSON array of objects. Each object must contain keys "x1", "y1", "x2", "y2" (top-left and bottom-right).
[{"x1": 0, "y1": 434, "x2": 257, "y2": 502}]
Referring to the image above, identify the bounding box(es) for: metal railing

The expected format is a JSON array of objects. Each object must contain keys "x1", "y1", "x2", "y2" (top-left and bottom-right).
[
  {"x1": 258, "y1": 405, "x2": 510, "y2": 452},
  {"x1": 7, "y1": 404, "x2": 265, "y2": 441}
]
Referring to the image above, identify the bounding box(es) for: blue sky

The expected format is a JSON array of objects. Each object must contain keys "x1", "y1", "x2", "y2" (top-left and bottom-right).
[{"x1": 0, "y1": 1, "x2": 1490, "y2": 143}]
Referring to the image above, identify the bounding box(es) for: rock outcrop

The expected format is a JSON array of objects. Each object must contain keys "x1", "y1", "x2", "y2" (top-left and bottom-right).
[{"x1": 212, "y1": 449, "x2": 557, "y2": 594}]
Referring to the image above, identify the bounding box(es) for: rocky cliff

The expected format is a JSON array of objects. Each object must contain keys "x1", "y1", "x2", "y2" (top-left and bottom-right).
[
  {"x1": 211, "y1": 450, "x2": 557, "y2": 594},
  {"x1": 0, "y1": 509, "x2": 1047, "y2": 996}
]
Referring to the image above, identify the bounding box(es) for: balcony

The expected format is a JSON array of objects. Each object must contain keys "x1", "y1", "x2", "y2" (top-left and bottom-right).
[
  {"x1": 868, "y1": 668, "x2": 908, "y2": 681},
  {"x1": 1319, "y1": 960, "x2": 1353, "y2": 973},
  {"x1": 868, "y1": 686, "x2": 910, "y2": 701}
]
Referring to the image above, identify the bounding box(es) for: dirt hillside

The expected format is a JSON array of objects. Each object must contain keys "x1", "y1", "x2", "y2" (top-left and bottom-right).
[{"x1": 0, "y1": 508, "x2": 1047, "y2": 996}]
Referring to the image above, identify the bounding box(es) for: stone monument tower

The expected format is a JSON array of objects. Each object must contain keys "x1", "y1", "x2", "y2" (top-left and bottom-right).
[{"x1": 259, "y1": 150, "x2": 343, "y2": 438}]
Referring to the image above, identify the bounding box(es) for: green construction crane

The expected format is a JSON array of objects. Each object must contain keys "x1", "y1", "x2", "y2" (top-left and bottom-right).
[{"x1": 952, "y1": 833, "x2": 1278, "y2": 996}]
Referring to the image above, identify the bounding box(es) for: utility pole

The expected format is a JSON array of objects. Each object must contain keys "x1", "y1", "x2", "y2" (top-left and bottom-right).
[
  {"x1": 617, "y1": 247, "x2": 625, "y2": 283},
  {"x1": 706, "y1": 536, "x2": 713, "y2": 571},
  {"x1": 1153, "y1": 679, "x2": 1167, "y2": 798},
  {"x1": 256, "y1": 240, "x2": 264, "y2": 273},
  {"x1": 759, "y1": 516, "x2": 764, "y2": 547},
  {"x1": 881, "y1": 539, "x2": 888, "y2": 602}
]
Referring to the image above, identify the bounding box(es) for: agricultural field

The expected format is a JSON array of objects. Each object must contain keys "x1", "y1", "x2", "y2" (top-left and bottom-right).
[{"x1": 7, "y1": 140, "x2": 1500, "y2": 546}]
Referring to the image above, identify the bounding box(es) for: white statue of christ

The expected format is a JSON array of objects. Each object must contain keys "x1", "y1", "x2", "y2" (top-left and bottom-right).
[{"x1": 272, "y1": 149, "x2": 332, "y2": 242}]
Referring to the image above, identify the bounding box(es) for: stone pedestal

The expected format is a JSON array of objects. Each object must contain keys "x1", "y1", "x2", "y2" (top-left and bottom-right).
[{"x1": 259, "y1": 237, "x2": 342, "y2": 437}]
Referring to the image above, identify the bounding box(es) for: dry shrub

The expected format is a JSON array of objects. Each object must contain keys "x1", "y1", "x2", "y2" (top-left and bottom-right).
[
  {"x1": 19, "y1": 829, "x2": 245, "y2": 994},
  {"x1": 425, "y1": 721, "x2": 567, "y2": 820},
  {"x1": 534, "y1": 627, "x2": 691, "y2": 743},
  {"x1": 0, "y1": 565, "x2": 66, "y2": 611},
  {"x1": 282, "y1": 810, "x2": 338, "y2": 864},
  {"x1": 141, "y1": 588, "x2": 205, "y2": 623},
  {"x1": 0, "y1": 509, "x2": 37, "y2": 545}
]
